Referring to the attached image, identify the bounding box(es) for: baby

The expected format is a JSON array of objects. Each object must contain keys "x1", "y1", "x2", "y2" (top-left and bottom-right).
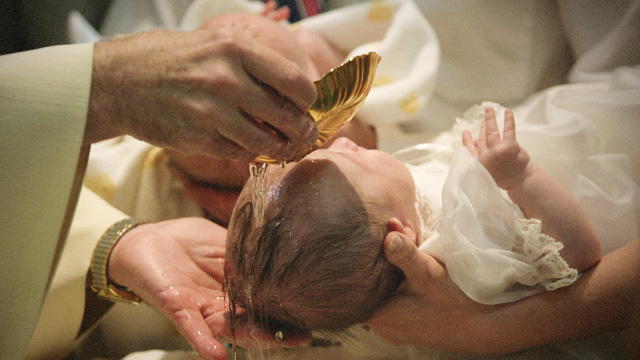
[{"x1": 225, "y1": 106, "x2": 602, "y2": 333}]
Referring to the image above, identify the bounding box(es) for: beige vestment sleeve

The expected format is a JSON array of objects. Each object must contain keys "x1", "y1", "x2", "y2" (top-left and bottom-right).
[
  {"x1": 0, "y1": 43, "x2": 92, "y2": 360},
  {"x1": 26, "y1": 186, "x2": 129, "y2": 360}
]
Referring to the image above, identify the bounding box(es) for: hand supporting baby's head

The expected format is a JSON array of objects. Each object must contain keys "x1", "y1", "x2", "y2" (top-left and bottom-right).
[{"x1": 225, "y1": 159, "x2": 404, "y2": 333}]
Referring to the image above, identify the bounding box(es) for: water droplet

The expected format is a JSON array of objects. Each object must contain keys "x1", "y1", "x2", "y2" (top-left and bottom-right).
[{"x1": 250, "y1": 162, "x2": 269, "y2": 223}]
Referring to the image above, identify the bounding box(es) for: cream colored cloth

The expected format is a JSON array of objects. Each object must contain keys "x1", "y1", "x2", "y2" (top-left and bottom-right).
[
  {"x1": 26, "y1": 187, "x2": 129, "y2": 360},
  {"x1": 85, "y1": 139, "x2": 204, "y2": 221},
  {"x1": 0, "y1": 39, "x2": 151, "y2": 360},
  {"x1": 0, "y1": 43, "x2": 92, "y2": 360}
]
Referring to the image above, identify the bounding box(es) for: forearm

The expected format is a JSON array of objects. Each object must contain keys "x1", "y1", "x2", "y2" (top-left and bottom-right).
[
  {"x1": 373, "y1": 222, "x2": 639, "y2": 357},
  {"x1": 507, "y1": 163, "x2": 600, "y2": 271},
  {"x1": 85, "y1": 31, "x2": 179, "y2": 145},
  {"x1": 467, "y1": 238, "x2": 639, "y2": 356},
  {"x1": 85, "y1": 33, "x2": 163, "y2": 145}
]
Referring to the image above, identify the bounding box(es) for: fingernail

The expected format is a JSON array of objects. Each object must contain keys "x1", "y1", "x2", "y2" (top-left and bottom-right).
[{"x1": 388, "y1": 235, "x2": 403, "y2": 253}]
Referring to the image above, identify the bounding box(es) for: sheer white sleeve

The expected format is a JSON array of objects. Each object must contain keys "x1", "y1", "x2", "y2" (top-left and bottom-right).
[{"x1": 421, "y1": 147, "x2": 578, "y2": 305}]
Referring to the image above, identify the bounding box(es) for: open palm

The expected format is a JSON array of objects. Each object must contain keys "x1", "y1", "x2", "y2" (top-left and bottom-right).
[{"x1": 108, "y1": 217, "x2": 309, "y2": 359}]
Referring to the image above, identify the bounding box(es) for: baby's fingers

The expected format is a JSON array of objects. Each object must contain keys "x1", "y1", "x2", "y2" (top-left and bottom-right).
[
  {"x1": 484, "y1": 107, "x2": 501, "y2": 147},
  {"x1": 462, "y1": 130, "x2": 479, "y2": 158},
  {"x1": 502, "y1": 108, "x2": 517, "y2": 143}
]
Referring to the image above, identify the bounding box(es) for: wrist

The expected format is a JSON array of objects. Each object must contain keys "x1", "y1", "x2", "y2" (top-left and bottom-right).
[
  {"x1": 90, "y1": 218, "x2": 149, "y2": 304},
  {"x1": 505, "y1": 162, "x2": 538, "y2": 198},
  {"x1": 86, "y1": 34, "x2": 147, "y2": 144},
  {"x1": 107, "y1": 220, "x2": 150, "y2": 289}
]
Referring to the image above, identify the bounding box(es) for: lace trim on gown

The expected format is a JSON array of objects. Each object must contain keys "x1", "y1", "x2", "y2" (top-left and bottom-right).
[{"x1": 512, "y1": 212, "x2": 579, "y2": 291}]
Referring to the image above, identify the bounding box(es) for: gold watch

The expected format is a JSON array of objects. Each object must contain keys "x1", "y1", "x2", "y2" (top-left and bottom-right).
[{"x1": 90, "y1": 218, "x2": 147, "y2": 304}]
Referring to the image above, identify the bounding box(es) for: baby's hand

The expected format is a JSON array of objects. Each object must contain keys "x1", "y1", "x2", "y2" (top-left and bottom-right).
[
  {"x1": 462, "y1": 107, "x2": 531, "y2": 191},
  {"x1": 262, "y1": 0, "x2": 291, "y2": 22}
]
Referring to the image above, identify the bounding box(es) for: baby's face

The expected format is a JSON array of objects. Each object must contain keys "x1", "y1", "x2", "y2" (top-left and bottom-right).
[
  {"x1": 236, "y1": 137, "x2": 419, "y2": 227},
  {"x1": 298, "y1": 138, "x2": 414, "y2": 204}
]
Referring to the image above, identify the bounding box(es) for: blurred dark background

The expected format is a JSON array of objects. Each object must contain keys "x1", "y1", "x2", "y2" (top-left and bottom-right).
[{"x1": 0, "y1": 0, "x2": 113, "y2": 55}]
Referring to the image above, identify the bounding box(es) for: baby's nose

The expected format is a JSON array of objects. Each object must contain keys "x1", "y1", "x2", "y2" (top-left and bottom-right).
[{"x1": 328, "y1": 137, "x2": 358, "y2": 152}]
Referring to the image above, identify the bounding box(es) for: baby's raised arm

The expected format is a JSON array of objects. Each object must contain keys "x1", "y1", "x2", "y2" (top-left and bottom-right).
[{"x1": 462, "y1": 107, "x2": 601, "y2": 271}]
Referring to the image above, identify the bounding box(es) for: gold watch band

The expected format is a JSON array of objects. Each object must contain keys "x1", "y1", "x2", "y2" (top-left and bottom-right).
[{"x1": 90, "y1": 218, "x2": 148, "y2": 304}]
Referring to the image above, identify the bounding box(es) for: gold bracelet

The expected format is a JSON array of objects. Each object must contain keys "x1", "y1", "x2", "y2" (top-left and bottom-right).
[{"x1": 90, "y1": 218, "x2": 148, "y2": 304}]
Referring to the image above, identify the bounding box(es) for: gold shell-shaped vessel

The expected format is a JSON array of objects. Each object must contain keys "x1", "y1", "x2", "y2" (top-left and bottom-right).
[{"x1": 254, "y1": 52, "x2": 381, "y2": 164}]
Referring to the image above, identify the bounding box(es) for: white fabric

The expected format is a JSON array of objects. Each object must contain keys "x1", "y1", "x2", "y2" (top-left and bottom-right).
[
  {"x1": 411, "y1": 87, "x2": 640, "y2": 260},
  {"x1": 394, "y1": 0, "x2": 573, "y2": 138},
  {"x1": 416, "y1": 147, "x2": 578, "y2": 305},
  {"x1": 295, "y1": 0, "x2": 440, "y2": 139}
]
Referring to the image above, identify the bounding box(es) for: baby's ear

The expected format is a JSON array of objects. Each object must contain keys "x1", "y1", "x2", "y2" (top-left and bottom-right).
[{"x1": 386, "y1": 218, "x2": 418, "y2": 244}]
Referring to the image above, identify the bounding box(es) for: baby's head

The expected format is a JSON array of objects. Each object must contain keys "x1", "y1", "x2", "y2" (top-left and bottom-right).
[{"x1": 226, "y1": 138, "x2": 419, "y2": 333}]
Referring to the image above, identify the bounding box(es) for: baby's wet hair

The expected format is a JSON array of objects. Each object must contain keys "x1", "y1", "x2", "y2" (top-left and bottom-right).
[{"x1": 226, "y1": 160, "x2": 404, "y2": 333}]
